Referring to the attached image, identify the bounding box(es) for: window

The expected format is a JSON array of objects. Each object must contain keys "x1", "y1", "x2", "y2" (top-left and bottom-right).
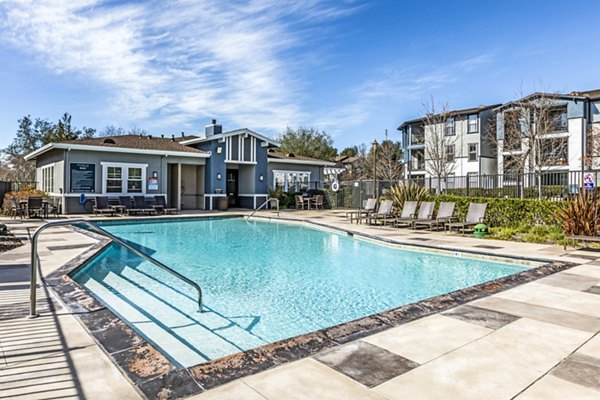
[
  {"x1": 272, "y1": 170, "x2": 311, "y2": 192},
  {"x1": 539, "y1": 137, "x2": 568, "y2": 166},
  {"x1": 445, "y1": 118, "x2": 455, "y2": 136},
  {"x1": 41, "y1": 165, "x2": 55, "y2": 193},
  {"x1": 592, "y1": 101, "x2": 600, "y2": 123},
  {"x1": 549, "y1": 106, "x2": 568, "y2": 132},
  {"x1": 106, "y1": 166, "x2": 122, "y2": 193},
  {"x1": 102, "y1": 162, "x2": 147, "y2": 195},
  {"x1": 468, "y1": 114, "x2": 478, "y2": 133},
  {"x1": 445, "y1": 145, "x2": 455, "y2": 162},
  {"x1": 468, "y1": 143, "x2": 478, "y2": 162}
]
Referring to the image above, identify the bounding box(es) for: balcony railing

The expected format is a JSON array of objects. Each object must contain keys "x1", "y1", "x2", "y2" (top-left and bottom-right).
[{"x1": 410, "y1": 134, "x2": 425, "y2": 145}]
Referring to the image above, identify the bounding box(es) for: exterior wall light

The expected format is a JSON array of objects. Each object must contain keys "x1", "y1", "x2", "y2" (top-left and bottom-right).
[
  {"x1": 152, "y1": 171, "x2": 158, "y2": 178},
  {"x1": 217, "y1": 173, "x2": 222, "y2": 180},
  {"x1": 259, "y1": 175, "x2": 264, "y2": 181}
]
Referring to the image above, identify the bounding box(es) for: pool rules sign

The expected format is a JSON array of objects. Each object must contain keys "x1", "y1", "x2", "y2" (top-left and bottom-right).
[{"x1": 584, "y1": 173, "x2": 595, "y2": 190}]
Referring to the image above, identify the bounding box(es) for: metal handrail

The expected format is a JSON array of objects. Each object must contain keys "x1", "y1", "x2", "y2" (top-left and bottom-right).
[
  {"x1": 246, "y1": 198, "x2": 279, "y2": 220},
  {"x1": 28, "y1": 219, "x2": 203, "y2": 318}
]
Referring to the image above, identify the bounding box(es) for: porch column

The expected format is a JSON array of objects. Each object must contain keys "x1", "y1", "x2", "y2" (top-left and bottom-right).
[{"x1": 177, "y1": 163, "x2": 182, "y2": 211}]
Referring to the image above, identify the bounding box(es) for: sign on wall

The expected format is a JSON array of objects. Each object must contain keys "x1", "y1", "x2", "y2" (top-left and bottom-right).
[
  {"x1": 584, "y1": 173, "x2": 595, "y2": 191},
  {"x1": 148, "y1": 177, "x2": 158, "y2": 191},
  {"x1": 70, "y1": 163, "x2": 96, "y2": 193}
]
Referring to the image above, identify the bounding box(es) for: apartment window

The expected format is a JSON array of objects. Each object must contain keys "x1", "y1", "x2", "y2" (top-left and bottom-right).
[
  {"x1": 549, "y1": 106, "x2": 568, "y2": 132},
  {"x1": 445, "y1": 145, "x2": 455, "y2": 162},
  {"x1": 539, "y1": 137, "x2": 568, "y2": 166},
  {"x1": 468, "y1": 114, "x2": 478, "y2": 133},
  {"x1": 41, "y1": 165, "x2": 55, "y2": 193},
  {"x1": 445, "y1": 117, "x2": 455, "y2": 136},
  {"x1": 102, "y1": 162, "x2": 147, "y2": 195},
  {"x1": 468, "y1": 143, "x2": 478, "y2": 162},
  {"x1": 273, "y1": 170, "x2": 311, "y2": 192},
  {"x1": 592, "y1": 101, "x2": 600, "y2": 123}
]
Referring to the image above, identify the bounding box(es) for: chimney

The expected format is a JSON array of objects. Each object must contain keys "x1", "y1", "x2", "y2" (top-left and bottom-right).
[
  {"x1": 181, "y1": 131, "x2": 185, "y2": 137},
  {"x1": 171, "y1": 134, "x2": 175, "y2": 142},
  {"x1": 205, "y1": 119, "x2": 223, "y2": 137}
]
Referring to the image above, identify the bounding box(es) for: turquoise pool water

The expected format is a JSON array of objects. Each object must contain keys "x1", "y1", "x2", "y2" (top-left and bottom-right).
[{"x1": 72, "y1": 217, "x2": 528, "y2": 367}]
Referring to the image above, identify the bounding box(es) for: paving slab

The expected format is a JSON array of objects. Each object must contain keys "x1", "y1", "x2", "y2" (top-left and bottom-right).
[
  {"x1": 515, "y1": 375, "x2": 600, "y2": 400},
  {"x1": 537, "y1": 272, "x2": 599, "y2": 291},
  {"x1": 442, "y1": 304, "x2": 519, "y2": 329},
  {"x1": 550, "y1": 353, "x2": 600, "y2": 391},
  {"x1": 363, "y1": 314, "x2": 492, "y2": 364}
]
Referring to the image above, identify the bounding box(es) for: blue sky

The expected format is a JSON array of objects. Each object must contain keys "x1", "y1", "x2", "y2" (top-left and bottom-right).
[{"x1": 1, "y1": 0, "x2": 599, "y2": 151}]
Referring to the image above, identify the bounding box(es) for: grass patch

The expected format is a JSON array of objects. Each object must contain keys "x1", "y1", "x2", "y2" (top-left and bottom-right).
[{"x1": 488, "y1": 224, "x2": 565, "y2": 245}]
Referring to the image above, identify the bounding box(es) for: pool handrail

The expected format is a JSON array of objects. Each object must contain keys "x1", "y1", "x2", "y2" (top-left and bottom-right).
[
  {"x1": 246, "y1": 198, "x2": 279, "y2": 220},
  {"x1": 28, "y1": 219, "x2": 203, "y2": 318}
]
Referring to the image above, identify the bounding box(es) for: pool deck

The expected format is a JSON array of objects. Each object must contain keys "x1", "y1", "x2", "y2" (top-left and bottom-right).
[{"x1": 1, "y1": 209, "x2": 600, "y2": 399}]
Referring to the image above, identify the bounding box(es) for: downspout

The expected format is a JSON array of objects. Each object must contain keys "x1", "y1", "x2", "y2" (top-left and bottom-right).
[{"x1": 64, "y1": 148, "x2": 69, "y2": 214}]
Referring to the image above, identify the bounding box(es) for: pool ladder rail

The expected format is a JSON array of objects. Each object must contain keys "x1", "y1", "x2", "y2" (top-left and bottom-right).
[
  {"x1": 246, "y1": 198, "x2": 280, "y2": 220},
  {"x1": 28, "y1": 219, "x2": 204, "y2": 318}
]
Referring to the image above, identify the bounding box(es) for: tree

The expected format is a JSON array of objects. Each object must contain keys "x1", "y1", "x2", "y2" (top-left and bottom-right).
[
  {"x1": 99, "y1": 125, "x2": 126, "y2": 137},
  {"x1": 488, "y1": 87, "x2": 569, "y2": 199},
  {"x1": 376, "y1": 140, "x2": 404, "y2": 180},
  {"x1": 277, "y1": 127, "x2": 337, "y2": 161},
  {"x1": 1, "y1": 113, "x2": 96, "y2": 183},
  {"x1": 340, "y1": 146, "x2": 358, "y2": 157},
  {"x1": 422, "y1": 97, "x2": 456, "y2": 194}
]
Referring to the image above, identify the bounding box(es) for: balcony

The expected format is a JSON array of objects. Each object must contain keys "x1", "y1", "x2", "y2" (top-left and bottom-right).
[
  {"x1": 411, "y1": 158, "x2": 425, "y2": 171},
  {"x1": 410, "y1": 134, "x2": 425, "y2": 146}
]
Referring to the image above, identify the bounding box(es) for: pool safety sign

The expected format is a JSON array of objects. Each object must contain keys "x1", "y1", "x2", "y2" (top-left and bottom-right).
[
  {"x1": 584, "y1": 173, "x2": 595, "y2": 190},
  {"x1": 148, "y1": 177, "x2": 159, "y2": 191}
]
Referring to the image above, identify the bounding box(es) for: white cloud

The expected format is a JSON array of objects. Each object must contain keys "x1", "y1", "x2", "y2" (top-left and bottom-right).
[{"x1": 0, "y1": 0, "x2": 359, "y2": 134}]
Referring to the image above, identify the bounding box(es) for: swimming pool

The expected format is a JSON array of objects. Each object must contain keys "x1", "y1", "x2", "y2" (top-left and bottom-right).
[{"x1": 72, "y1": 217, "x2": 528, "y2": 367}]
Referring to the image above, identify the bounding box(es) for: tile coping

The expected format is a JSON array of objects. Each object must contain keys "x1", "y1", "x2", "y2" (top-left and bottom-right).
[{"x1": 42, "y1": 214, "x2": 582, "y2": 399}]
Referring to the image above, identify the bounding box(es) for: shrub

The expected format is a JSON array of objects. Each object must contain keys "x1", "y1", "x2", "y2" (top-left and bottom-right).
[
  {"x1": 554, "y1": 190, "x2": 600, "y2": 236},
  {"x1": 384, "y1": 182, "x2": 429, "y2": 214},
  {"x1": 428, "y1": 194, "x2": 565, "y2": 227}
]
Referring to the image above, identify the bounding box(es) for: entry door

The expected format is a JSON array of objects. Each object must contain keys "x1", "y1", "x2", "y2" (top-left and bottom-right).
[{"x1": 226, "y1": 169, "x2": 238, "y2": 206}]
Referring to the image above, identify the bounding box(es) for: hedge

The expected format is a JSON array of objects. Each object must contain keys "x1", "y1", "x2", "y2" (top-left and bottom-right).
[{"x1": 427, "y1": 194, "x2": 566, "y2": 228}]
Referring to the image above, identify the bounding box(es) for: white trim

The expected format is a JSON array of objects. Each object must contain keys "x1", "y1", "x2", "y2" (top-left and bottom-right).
[
  {"x1": 225, "y1": 161, "x2": 257, "y2": 165},
  {"x1": 24, "y1": 143, "x2": 210, "y2": 160},
  {"x1": 272, "y1": 169, "x2": 312, "y2": 192},
  {"x1": 40, "y1": 163, "x2": 55, "y2": 193},
  {"x1": 268, "y1": 158, "x2": 335, "y2": 166},
  {"x1": 101, "y1": 162, "x2": 148, "y2": 196},
  {"x1": 203, "y1": 194, "x2": 227, "y2": 211}
]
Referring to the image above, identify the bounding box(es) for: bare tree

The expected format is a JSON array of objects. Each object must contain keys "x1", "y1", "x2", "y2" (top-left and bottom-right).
[
  {"x1": 489, "y1": 87, "x2": 570, "y2": 199},
  {"x1": 422, "y1": 97, "x2": 457, "y2": 194}
]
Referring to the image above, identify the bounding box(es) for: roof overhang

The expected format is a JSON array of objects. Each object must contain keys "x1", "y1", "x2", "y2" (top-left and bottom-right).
[
  {"x1": 268, "y1": 158, "x2": 335, "y2": 167},
  {"x1": 180, "y1": 128, "x2": 280, "y2": 147},
  {"x1": 24, "y1": 143, "x2": 211, "y2": 161}
]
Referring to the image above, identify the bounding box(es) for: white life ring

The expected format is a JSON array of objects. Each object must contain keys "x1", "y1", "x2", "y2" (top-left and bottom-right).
[{"x1": 331, "y1": 181, "x2": 340, "y2": 192}]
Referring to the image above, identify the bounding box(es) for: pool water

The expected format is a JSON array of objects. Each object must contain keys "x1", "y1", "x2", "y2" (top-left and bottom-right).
[{"x1": 72, "y1": 217, "x2": 528, "y2": 367}]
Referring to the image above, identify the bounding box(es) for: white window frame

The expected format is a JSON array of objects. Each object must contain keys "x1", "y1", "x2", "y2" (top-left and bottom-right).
[
  {"x1": 468, "y1": 114, "x2": 478, "y2": 133},
  {"x1": 468, "y1": 143, "x2": 478, "y2": 162},
  {"x1": 272, "y1": 169, "x2": 311, "y2": 192},
  {"x1": 101, "y1": 162, "x2": 148, "y2": 195},
  {"x1": 445, "y1": 117, "x2": 455, "y2": 136},
  {"x1": 40, "y1": 164, "x2": 55, "y2": 193}
]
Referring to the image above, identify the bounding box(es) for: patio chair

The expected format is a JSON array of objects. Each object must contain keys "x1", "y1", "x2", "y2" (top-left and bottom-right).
[
  {"x1": 346, "y1": 198, "x2": 377, "y2": 224},
  {"x1": 93, "y1": 196, "x2": 115, "y2": 216},
  {"x1": 154, "y1": 195, "x2": 178, "y2": 215},
  {"x1": 9, "y1": 198, "x2": 23, "y2": 219},
  {"x1": 393, "y1": 201, "x2": 434, "y2": 228},
  {"x1": 295, "y1": 195, "x2": 307, "y2": 210},
  {"x1": 367, "y1": 200, "x2": 394, "y2": 225},
  {"x1": 133, "y1": 196, "x2": 158, "y2": 215},
  {"x1": 314, "y1": 195, "x2": 324, "y2": 210},
  {"x1": 412, "y1": 202, "x2": 456, "y2": 231},
  {"x1": 48, "y1": 197, "x2": 62, "y2": 218},
  {"x1": 378, "y1": 200, "x2": 417, "y2": 227},
  {"x1": 27, "y1": 197, "x2": 45, "y2": 218},
  {"x1": 446, "y1": 202, "x2": 488, "y2": 236}
]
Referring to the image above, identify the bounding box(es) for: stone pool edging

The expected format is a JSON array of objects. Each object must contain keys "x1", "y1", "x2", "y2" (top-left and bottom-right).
[{"x1": 42, "y1": 219, "x2": 579, "y2": 399}]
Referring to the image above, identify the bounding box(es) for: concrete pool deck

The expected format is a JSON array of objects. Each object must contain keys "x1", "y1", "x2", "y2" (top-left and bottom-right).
[{"x1": 1, "y1": 210, "x2": 600, "y2": 399}]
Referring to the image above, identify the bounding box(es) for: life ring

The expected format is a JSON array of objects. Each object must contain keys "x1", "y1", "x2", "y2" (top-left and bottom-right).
[
  {"x1": 331, "y1": 181, "x2": 340, "y2": 192},
  {"x1": 79, "y1": 193, "x2": 86, "y2": 205}
]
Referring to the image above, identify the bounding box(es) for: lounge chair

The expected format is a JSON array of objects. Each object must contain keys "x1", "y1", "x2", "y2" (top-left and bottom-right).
[
  {"x1": 133, "y1": 196, "x2": 158, "y2": 215},
  {"x1": 346, "y1": 198, "x2": 377, "y2": 224},
  {"x1": 393, "y1": 201, "x2": 434, "y2": 228},
  {"x1": 118, "y1": 196, "x2": 142, "y2": 215},
  {"x1": 367, "y1": 200, "x2": 394, "y2": 225},
  {"x1": 93, "y1": 196, "x2": 115, "y2": 216},
  {"x1": 445, "y1": 202, "x2": 488, "y2": 235},
  {"x1": 412, "y1": 202, "x2": 456, "y2": 231},
  {"x1": 382, "y1": 200, "x2": 417, "y2": 227},
  {"x1": 154, "y1": 195, "x2": 178, "y2": 215}
]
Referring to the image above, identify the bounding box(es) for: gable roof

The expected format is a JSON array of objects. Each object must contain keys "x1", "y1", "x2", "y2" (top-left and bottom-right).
[
  {"x1": 179, "y1": 128, "x2": 280, "y2": 147},
  {"x1": 24, "y1": 134, "x2": 210, "y2": 160},
  {"x1": 267, "y1": 150, "x2": 335, "y2": 166}
]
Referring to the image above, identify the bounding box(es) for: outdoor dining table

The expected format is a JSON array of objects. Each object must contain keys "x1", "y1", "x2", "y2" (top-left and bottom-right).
[
  {"x1": 306, "y1": 196, "x2": 318, "y2": 209},
  {"x1": 19, "y1": 199, "x2": 49, "y2": 218}
]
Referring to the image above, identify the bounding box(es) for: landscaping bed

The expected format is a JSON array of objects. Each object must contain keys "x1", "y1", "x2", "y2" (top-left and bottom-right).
[{"x1": 0, "y1": 225, "x2": 23, "y2": 253}]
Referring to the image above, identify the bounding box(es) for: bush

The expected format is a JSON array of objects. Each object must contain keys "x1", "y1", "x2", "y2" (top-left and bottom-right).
[
  {"x1": 428, "y1": 194, "x2": 565, "y2": 227},
  {"x1": 384, "y1": 182, "x2": 429, "y2": 215},
  {"x1": 554, "y1": 190, "x2": 600, "y2": 236}
]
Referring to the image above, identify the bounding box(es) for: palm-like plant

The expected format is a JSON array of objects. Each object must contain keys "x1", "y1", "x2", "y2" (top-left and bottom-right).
[
  {"x1": 555, "y1": 190, "x2": 600, "y2": 236},
  {"x1": 384, "y1": 182, "x2": 429, "y2": 214}
]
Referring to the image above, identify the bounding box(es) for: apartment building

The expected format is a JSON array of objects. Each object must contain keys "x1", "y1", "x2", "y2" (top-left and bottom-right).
[
  {"x1": 398, "y1": 104, "x2": 499, "y2": 183},
  {"x1": 495, "y1": 90, "x2": 600, "y2": 182}
]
